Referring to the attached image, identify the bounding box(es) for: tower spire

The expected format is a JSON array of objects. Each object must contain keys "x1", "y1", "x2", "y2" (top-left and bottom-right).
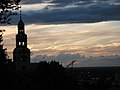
[
  {"x1": 18, "y1": 10, "x2": 24, "y2": 33},
  {"x1": 20, "y1": 10, "x2": 22, "y2": 19}
]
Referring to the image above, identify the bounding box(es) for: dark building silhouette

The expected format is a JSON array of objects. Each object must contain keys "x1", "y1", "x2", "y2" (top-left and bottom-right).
[{"x1": 13, "y1": 12, "x2": 30, "y2": 71}]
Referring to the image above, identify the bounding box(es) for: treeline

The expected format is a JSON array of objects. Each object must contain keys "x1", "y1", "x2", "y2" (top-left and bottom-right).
[{"x1": 0, "y1": 61, "x2": 79, "y2": 90}]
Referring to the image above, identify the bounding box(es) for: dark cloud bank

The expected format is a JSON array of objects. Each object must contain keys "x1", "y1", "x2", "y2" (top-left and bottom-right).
[
  {"x1": 12, "y1": 0, "x2": 120, "y2": 24},
  {"x1": 31, "y1": 53, "x2": 120, "y2": 67}
]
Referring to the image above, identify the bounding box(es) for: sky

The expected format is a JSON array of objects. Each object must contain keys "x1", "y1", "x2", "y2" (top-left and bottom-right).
[{"x1": 0, "y1": 0, "x2": 120, "y2": 66}]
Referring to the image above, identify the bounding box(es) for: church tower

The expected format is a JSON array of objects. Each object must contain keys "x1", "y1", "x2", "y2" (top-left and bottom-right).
[{"x1": 13, "y1": 12, "x2": 30, "y2": 71}]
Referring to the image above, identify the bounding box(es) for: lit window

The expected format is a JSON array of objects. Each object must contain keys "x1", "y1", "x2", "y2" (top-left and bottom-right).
[
  {"x1": 19, "y1": 30, "x2": 23, "y2": 32},
  {"x1": 22, "y1": 42, "x2": 24, "y2": 46},
  {"x1": 19, "y1": 42, "x2": 21, "y2": 45}
]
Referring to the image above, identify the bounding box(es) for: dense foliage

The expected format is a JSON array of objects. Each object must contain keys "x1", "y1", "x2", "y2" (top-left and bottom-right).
[
  {"x1": 0, "y1": 30, "x2": 8, "y2": 64},
  {"x1": 0, "y1": 0, "x2": 21, "y2": 24},
  {"x1": 34, "y1": 61, "x2": 78, "y2": 90}
]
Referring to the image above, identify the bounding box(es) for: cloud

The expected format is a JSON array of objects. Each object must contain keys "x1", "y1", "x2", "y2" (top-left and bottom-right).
[
  {"x1": 11, "y1": 0, "x2": 120, "y2": 24},
  {"x1": 3, "y1": 0, "x2": 118, "y2": 25},
  {"x1": 1, "y1": 21, "x2": 120, "y2": 59},
  {"x1": 30, "y1": 42, "x2": 120, "y2": 58},
  {"x1": 31, "y1": 53, "x2": 120, "y2": 67},
  {"x1": 20, "y1": 0, "x2": 44, "y2": 4}
]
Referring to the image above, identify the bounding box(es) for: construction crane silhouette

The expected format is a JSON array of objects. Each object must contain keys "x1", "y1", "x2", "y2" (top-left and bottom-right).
[{"x1": 66, "y1": 60, "x2": 77, "y2": 68}]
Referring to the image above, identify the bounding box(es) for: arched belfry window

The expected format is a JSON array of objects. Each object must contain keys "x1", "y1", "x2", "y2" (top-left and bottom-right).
[
  {"x1": 22, "y1": 42, "x2": 25, "y2": 46},
  {"x1": 19, "y1": 42, "x2": 21, "y2": 45}
]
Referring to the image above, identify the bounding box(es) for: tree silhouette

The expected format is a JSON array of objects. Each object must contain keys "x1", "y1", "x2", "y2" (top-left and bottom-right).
[
  {"x1": 0, "y1": 0, "x2": 21, "y2": 24},
  {"x1": 0, "y1": 30, "x2": 8, "y2": 64},
  {"x1": 34, "y1": 61, "x2": 78, "y2": 90}
]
